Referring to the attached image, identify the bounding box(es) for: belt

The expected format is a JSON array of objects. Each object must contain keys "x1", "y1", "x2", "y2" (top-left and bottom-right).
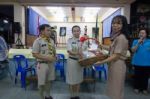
[
  {"x1": 69, "y1": 57, "x2": 78, "y2": 60},
  {"x1": 38, "y1": 61, "x2": 49, "y2": 64}
]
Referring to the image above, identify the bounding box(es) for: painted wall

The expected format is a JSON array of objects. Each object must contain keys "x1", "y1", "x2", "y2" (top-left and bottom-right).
[
  {"x1": 121, "y1": 5, "x2": 131, "y2": 23},
  {"x1": 47, "y1": 16, "x2": 97, "y2": 23},
  {"x1": 0, "y1": 3, "x2": 25, "y2": 45},
  {"x1": 14, "y1": 3, "x2": 25, "y2": 45},
  {"x1": 49, "y1": 22, "x2": 99, "y2": 44},
  {"x1": 98, "y1": 5, "x2": 130, "y2": 44}
]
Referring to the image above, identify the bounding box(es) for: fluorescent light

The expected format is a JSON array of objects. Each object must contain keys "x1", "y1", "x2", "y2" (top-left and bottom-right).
[
  {"x1": 46, "y1": 7, "x2": 65, "y2": 18},
  {"x1": 83, "y1": 7, "x2": 101, "y2": 18}
]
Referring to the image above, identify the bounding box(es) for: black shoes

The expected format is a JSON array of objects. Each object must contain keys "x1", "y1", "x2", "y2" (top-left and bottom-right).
[
  {"x1": 45, "y1": 96, "x2": 53, "y2": 99},
  {"x1": 70, "y1": 96, "x2": 80, "y2": 99}
]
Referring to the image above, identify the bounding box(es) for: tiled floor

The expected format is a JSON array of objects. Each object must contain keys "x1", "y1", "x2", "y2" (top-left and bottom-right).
[
  {"x1": 0, "y1": 58, "x2": 149, "y2": 99},
  {"x1": 0, "y1": 76, "x2": 150, "y2": 99}
]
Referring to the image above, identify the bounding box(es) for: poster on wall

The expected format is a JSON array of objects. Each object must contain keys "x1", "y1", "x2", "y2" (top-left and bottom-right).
[
  {"x1": 60, "y1": 27, "x2": 66, "y2": 36},
  {"x1": 92, "y1": 27, "x2": 99, "y2": 39}
]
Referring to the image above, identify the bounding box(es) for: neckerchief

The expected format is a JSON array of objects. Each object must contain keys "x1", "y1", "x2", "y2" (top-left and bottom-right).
[{"x1": 41, "y1": 35, "x2": 56, "y2": 57}]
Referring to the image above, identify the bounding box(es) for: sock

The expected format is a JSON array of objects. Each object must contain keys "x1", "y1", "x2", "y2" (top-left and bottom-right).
[
  {"x1": 39, "y1": 85, "x2": 45, "y2": 99},
  {"x1": 69, "y1": 85, "x2": 75, "y2": 97},
  {"x1": 44, "y1": 82, "x2": 51, "y2": 97}
]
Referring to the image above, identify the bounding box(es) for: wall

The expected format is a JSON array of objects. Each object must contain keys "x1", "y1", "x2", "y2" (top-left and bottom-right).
[
  {"x1": 121, "y1": 5, "x2": 131, "y2": 23},
  {"x1": 100, "y1": 8, "x2": 120, "y2": 22},
  {"x1": 98, "y1": 5, "x2": 131, "y2": 45},
  {"x1": 26, "y1": 22, "x2": 100, "y2": 47},
  {"x1": 26, "y1": 34, "x2": 37, "y2": 47},
  {"x1": 49, "y1": 22, "x2": 99, "y2": 44},
  {"x1": 0, "y1": 3, "x2": 25, "y2": 45},
  {"x1": 14, "y1": 3, "x2": 25, "y2": 45},
  {"x1": 31, "y1": 7, "x2": 47, "y2": 20},
  {"x1": 100, "y1": 5, "x2": 130, "y2": 23},
  {"x1": 99, "y1": 22, "x2": 103, "y2": 43},
  {"x1": 48, "y1": 16, "x2": 98, "y2": 23},
  {"x1": 28, "y1": 7, "x2": 49, "y2": 36}
]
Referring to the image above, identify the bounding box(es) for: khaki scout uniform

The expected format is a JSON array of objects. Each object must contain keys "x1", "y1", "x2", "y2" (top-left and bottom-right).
[
  {"x1": 32, "y1": 37, "x2": 55, "y2": 86},
  {"x1": 106, "y1": 34, "x2": 128, "y2": 99},
  {"x1": 66, "y1": 37, "x2": 83, "y2": 85}
]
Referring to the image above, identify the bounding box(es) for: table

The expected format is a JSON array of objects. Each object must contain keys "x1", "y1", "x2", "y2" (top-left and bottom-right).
[
  {"x1": 9, "y1": 48, "x2": 34, "y2": 59},
  {"x1": 9, "y1": 48, "x2": 69, "y2": 59}
]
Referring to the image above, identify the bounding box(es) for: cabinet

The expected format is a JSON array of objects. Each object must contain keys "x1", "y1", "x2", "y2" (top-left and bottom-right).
[{"x1": 130, "y1": 1, "x2": 150, "y2": 39}]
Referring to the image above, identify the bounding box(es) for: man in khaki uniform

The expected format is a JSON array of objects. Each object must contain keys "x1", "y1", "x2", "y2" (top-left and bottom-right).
[{"x1": 32, "y1": 24, "x2": 56, "y2": 99}]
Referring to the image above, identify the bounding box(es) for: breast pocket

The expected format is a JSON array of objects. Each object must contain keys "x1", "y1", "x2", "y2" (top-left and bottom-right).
[
  {"x1": 40, "y1": 44, "x2": 48, "y2": 54},
  {"x1": 72, "y1": 43, "x2": 78, "y2": 52}
]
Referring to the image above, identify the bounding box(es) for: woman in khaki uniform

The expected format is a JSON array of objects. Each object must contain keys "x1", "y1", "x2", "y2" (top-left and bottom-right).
[
  {"x1": 95, "y1": 15, "x2": 129, "y2": 99},
  {"x1": 66, "y1": 25, "x2": 83, "y2": 99}
]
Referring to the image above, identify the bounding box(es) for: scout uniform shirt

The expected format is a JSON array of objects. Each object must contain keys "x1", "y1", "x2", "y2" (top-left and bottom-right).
[
  {"x1": 67, "y1": 37, "x2": 82, "y2": 59},
  {"x1": 32, "y1": 36, "x2": 56, "y2": 85},
  {"x1": 109, "y1": 34, "x2": 128, "y2": 60},
  {"x1": 66, "y1": 37, "x2": 83, "y2": 85},
  {"x1": 32, "y1": 37, "x2": 56, "y2": 62}
]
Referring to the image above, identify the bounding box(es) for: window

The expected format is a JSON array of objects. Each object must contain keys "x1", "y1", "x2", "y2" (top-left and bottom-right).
[{"x1": 102, "y1": 9, "x2": 121, "y2": 38}]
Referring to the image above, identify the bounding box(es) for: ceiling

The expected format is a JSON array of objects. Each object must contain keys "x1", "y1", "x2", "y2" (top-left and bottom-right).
[
  {"x1": 31, "y1": 6, "x2": 112, "y2": 18},
  {"x1": 0, "y1": 0, "x2": 135, "y2": 6},
  {"x1": 0, "y1": 0, "x2": 136, "y2": 22}
]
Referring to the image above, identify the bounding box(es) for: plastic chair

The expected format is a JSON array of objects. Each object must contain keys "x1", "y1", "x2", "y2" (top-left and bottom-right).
[
  {"x1": 92, "y1": 64, "x2": 107, "y2": 80},
  {"x1": 55, "y1": 53, "x2": 65, "y2": 80},
  {"x1": 83, "y1": 67, "x2": 96, "y2": 92},
  {"x1": 13, "y1": 55, "x2": 36, "y2": 89}
]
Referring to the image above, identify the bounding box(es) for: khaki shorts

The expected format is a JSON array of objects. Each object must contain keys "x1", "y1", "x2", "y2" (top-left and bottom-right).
[{"x1": 37, "y1": 62, "x2": 55, "y2": 86}]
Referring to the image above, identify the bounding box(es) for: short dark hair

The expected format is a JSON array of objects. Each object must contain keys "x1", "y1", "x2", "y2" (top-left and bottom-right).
[
  {"x1": 39, "y1": 24, "x2": 51, "y2": 32},
  {"x1": 138, "y1": 27, "x2": 149, "y2": 38},
  {"x1": 72, "y1": 25, "x2": 80, "y2": 32},
  {"x1": 51, "y1": 27, "x2": 55, "y2": 29}
]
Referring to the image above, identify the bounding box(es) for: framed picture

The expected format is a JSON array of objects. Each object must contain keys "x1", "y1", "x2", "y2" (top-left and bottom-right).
[
  {"x1": 60, "y1": 27, "x2": 66, "y2": 36},
  {"x1": 92, "y1": 27, "x2": 99, "y2": 39}
]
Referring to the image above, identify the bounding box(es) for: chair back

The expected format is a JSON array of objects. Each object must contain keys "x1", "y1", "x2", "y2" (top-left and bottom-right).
[
  {"x1": 13, "y1": 55, "x2": 28, "y2": 70},
  {"x1": 55, "y1": 54, "x2": 65, "y2": 69},
  {"x1": 57, "y1": 54, "x2": 65, "y2": 60},
  {"x1": 93, "y1": 64, "x2": 105, "y2": 71},
  {"x1": 92, "y1": 64, "x2": 107, "y2": 80}
]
